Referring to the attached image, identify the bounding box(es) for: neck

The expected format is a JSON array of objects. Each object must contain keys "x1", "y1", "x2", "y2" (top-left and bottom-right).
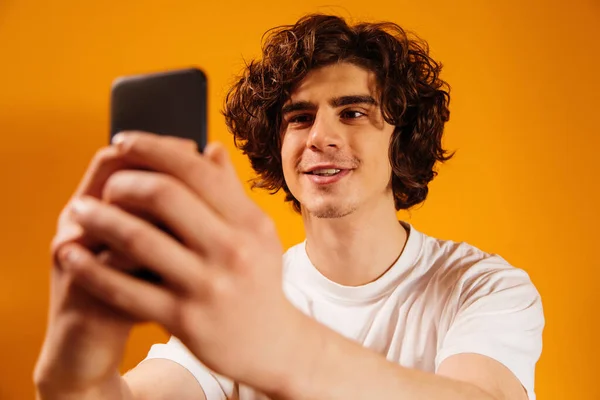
[{"x1": 301, "y1": 196, "x2": 408, "y2": 286}]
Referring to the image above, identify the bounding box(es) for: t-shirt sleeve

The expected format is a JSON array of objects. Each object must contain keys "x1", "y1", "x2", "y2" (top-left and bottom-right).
[
  {"x1": 434, "y1": 261, "x2": 545, "y2": 400},
  {"x1": 141, "y1": 336, "x2": 235, "y2": 400}
]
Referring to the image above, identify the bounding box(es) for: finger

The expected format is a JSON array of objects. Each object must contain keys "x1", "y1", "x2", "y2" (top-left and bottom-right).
[
  {"x1": 52, "y1": 202, "x2": 166, "y2": 268},
  {"x1": 53, "y1": 134, "x2": 199, "y2": 269},
  {"x1": 70, "y1": 195, "x2": 205, "y2": 292},
  {"x1": 102, "y1": 170, "x2": 230, "y2": 253},
  {"x1": 53, "y1": 145, "x2": 149, "y2": 262},
  {"x1": 111, "y1": 132, "x2": 256, "y2": 224},
  {"x1": 51, "y1": 222, "x2": 107, "y2": 268},
  {"x1": 113, "y1": 131, "x2": 199, "y2": 152},
  {"x1": 66, "y1": 134, "x2": 197, "y2": 221},
  {"x1": 97, "y1": 249, "x2": 138, "y2": 271},
  {"x1": 58, "y1": 242, "x2": 180, "y2": 327},
  {"x1": 97, "y1": 249, "x2": 163, "y2": 285},
  {"x1": 70, "y1": 146, "x2": 128, "y2": 201}
]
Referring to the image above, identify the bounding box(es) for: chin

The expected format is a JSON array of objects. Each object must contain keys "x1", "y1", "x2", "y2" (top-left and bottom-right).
[{"x1": 302, "y1": 200, "x2": 358, "y2": 219}]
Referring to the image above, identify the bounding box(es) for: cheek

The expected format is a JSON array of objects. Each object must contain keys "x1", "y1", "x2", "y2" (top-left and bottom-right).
[
  {"x1": 363, "y1": 139, "x2": 391, "y2": 172},
  {"x1": 358, "y1": 147, "x2": 393, "y2": 190},
  {"x1": 373, "y1": 156, "x2": 393, "y2": 184}
]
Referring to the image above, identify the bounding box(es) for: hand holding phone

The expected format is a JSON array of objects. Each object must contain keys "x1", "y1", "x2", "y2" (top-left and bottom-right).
[{"x1": 109, "y1": 67, "x2": 209, "y2": 281}]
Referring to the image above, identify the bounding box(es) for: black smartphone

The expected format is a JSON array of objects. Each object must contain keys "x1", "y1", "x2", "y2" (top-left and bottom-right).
[
  {"x1": 108, "y1": 68, "x2": 207, "y2": 284},
  {"x1": 109, "y1": 67, "x2": 207, "y2": 151}
]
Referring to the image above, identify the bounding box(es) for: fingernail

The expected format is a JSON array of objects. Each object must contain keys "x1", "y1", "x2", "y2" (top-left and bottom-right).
[
  {"x1": 112, "y1": 132, "x2": 127, "y2": 145},
  {"x1": 71, "y1": 197, "x2": 92, "y2": 215},
  {"x1": 59, "y1": 245, "x2": 79, "y2": 266}
]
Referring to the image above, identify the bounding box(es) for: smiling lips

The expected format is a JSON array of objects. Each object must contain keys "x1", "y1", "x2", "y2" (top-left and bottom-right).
[
  {"x1": 307, "y1": 168, "x2": 341, "y2": 176},
  {"x1": 304, "y1": 166, "x2": 352, "y2": 185}
]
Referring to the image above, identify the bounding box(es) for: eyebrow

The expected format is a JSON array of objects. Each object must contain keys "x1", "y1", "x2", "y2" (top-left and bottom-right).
[{"x1": 281, "y1": 95, "x2": 378, "y2": 115}]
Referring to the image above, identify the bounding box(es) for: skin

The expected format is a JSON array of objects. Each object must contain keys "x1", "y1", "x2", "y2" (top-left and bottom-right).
[
  {"x1": 280, "y1": 62, "x2": 408, "y2": 286},
  {"x1": 34, "y1": 63, "x2": 529, "y2": 400}
]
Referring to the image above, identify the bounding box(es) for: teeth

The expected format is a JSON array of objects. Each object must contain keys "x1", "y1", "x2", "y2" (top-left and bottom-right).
[{"x1": 312, "y1": 169, "x2": 341, "y2": 176}]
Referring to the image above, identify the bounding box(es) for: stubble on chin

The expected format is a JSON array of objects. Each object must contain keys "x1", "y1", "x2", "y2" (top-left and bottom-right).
[{"x1": 305, "y1": 202, "x2": 357, "y2": 219}]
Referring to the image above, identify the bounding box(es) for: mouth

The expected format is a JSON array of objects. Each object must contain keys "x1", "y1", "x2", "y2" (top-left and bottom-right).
[
  {"x1": 305, "y1": 168, "x2": 343, "y2": 177},
  {"x1": 303, "y1": 168, "x2": 352, "y2": 185}
]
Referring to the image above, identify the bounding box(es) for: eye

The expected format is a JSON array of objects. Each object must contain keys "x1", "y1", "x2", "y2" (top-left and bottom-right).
[
  {"x1": 288, "y1": 114, "x2": 314, "y2": 124},
  {"x1": 340, "y1": 110, "x2": 366, "y2": 119}
]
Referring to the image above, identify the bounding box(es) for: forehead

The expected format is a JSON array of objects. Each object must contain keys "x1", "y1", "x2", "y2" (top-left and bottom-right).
[{"x1": 288, "y1": 62, "x2": 379, "y2": 102}]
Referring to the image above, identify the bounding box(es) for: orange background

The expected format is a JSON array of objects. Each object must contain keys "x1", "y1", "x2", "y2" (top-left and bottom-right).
[{"x1": 0, "y1": 1, "x2": 598, "y2": 399}]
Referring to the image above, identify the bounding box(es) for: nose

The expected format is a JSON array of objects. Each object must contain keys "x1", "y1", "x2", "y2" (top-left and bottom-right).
[{"x1": 306, "y1": 112, "x2": 343, "y2": 151}]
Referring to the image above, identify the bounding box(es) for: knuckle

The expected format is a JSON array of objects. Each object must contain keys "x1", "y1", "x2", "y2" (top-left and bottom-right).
[
  {"x1": 205, "y1": 272, "x2": 232, "y2": 299},
  {"x1": 218, "y1": 238, "x2": 238, "y2": 261},
  {"x1": 227, "y1": 244, "x2": 253, "y2": 271}
]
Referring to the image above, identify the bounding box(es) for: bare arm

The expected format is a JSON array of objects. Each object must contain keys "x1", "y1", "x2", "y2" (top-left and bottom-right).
[
  {"x1": 271, "y1": 319, "x2": 527, "y2": 400},
  {"x1": 124, "y1": 359, "x2": 207, "y2": 400},
  {"x1": 36, "y1": 359, "x2": 206, "y2": 400},
  {"x1": 437, "y1": 353, "x2": 528, "y2": 400},
  {"x1": 35, "y1": 373, "x2": 133, "y2": 400},
  {"x1": 120, "y1": 332, "x2": 524, "y2": 400}
]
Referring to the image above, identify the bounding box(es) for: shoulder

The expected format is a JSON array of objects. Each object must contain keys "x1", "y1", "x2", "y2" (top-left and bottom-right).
[
  {"x1": 415, "y1": 226, "x2": 541, "y2": 307},
  {"x1": 420, "y1": 231, "x2": 545, "y2": 398}
]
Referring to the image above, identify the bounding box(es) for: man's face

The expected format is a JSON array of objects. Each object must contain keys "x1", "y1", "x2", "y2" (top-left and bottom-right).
[{"x1": 280, "y1": 62, "x2": 396, "y2": 219}]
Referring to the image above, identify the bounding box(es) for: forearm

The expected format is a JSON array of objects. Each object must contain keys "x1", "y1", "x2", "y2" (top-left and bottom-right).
[
  {"x1": 273, "y1": 320, "x2": 497, "y2": 400},
  {"x1": 35, "y1": 372, "x2": 134, "y2": 400}
]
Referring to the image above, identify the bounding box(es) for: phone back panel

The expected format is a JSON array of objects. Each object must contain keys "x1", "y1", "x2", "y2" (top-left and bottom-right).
[{"x1": 110, "y1": 68, "x2": 207, "y2": 151}]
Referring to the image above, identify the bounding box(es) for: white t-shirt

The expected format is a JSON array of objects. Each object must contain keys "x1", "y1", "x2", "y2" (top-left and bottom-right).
[{"x1": 143, "y1": 222, "x2": 544, "y2": 400}]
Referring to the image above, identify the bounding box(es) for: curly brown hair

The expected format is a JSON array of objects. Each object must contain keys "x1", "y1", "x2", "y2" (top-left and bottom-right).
[{"x1": 223, "y1": 13, "x2": 453, "y2": 212}]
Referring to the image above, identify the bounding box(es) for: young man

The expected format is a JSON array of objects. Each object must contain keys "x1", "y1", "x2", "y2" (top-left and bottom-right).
[{"x1": 34, "y1": 14, "x2": 544, "y2": 400}]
